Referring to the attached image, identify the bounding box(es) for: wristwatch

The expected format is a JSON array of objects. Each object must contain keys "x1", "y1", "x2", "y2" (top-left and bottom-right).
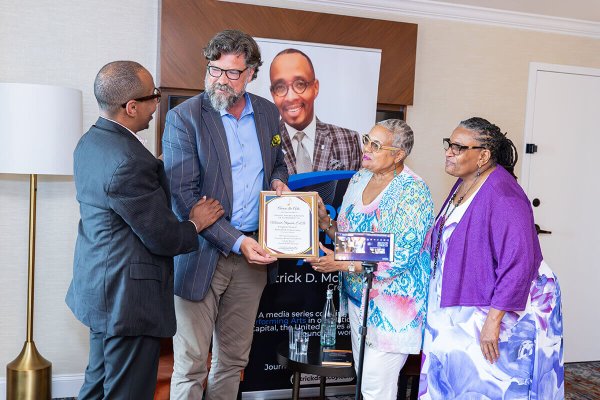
[{"x1": 348, "y1": 261, "x2": 355, "y2": 273}]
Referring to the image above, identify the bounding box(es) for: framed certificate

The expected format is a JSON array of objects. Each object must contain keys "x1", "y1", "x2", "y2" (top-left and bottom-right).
[{"x1": 259, "y1": 191, "x2": 319, "y2": 258}]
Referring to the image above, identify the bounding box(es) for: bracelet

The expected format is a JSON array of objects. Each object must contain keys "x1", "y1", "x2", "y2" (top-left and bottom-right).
[
  {"x1": 348, "y1": 261, "x2": 355, "y2": 273},
  {"x1": 320, "y1": 216, "x2": 333, "y2": 231}
]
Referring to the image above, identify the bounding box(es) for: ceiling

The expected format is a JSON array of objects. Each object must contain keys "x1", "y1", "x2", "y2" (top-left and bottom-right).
[{"x1": 426, "y1": 0, "x2": 600, "y2": 23}]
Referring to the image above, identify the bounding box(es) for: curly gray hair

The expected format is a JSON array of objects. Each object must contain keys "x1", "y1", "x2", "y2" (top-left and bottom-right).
[{"x1": 203, "y1": 29, "x2": 262, "y2": 80}]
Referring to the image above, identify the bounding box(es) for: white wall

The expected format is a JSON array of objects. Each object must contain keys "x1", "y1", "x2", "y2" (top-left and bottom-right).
[
  {"x1": 1, "y1": 0, "x2": 600, "y2": 393},
  {"x1": 235, "y1": 0, "x2": 600, "y2": 205},
  {"x1": 408, "y1": 19, "x2": 600, "y2": 204},
  {"x1": 0, "y1": 0, "x2": 159, "y2": 382}
]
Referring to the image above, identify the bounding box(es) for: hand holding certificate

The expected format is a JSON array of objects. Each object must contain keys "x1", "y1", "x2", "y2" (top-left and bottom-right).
[{"x1": 258, "y1": 191, "x2": 319, "y2": 258}]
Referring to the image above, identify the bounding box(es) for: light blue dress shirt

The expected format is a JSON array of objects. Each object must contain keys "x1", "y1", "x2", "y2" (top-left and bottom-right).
[{"x1": 220, "y1": 93, "x2": 264, "y2": 253}]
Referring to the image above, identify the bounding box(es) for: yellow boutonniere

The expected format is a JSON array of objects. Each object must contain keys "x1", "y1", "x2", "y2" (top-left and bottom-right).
[{"x1": 271, "y1": 134, "x2": 281, "y2": 147}]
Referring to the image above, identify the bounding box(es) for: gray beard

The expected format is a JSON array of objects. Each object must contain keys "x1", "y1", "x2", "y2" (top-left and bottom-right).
[{"x1": 205, "y1": 81, "x2": 245, "y2": 111}]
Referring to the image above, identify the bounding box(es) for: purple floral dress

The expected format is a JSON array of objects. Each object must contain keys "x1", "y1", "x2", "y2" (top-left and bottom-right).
[{"x1": 419, "y1": 192, "x2": 564, "y2": 399}]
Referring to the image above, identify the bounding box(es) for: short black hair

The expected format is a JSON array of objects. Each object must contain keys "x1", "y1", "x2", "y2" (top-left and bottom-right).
[
  {"x1": 272, "y1": 48, "x2": 315, "y2": 77},
  {"x1": 94, "y1": 61, "x2": 147, "y2": 115}
]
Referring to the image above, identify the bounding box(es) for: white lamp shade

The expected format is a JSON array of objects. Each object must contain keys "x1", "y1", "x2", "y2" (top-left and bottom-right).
[{"x1": 0, "y1": 83, "x2": 82, "y2": 175}]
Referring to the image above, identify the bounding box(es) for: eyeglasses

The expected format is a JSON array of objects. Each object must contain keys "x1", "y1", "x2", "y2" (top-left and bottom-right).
[
  {"x1": 206, "y1": 64, "x2": 248, "y2": 80},
  {"x1": 443, "y1": 138, "x2": 485, "y2": 155},
  {"x1": 121, "y1": 87, "x2": 161, "y2": 108},
  {"x1": 270, "y1": 79, "x2": 315, "y2": 97},
  {"x1": 362, "y1": 134, "x2": 402, "y2": 153}
]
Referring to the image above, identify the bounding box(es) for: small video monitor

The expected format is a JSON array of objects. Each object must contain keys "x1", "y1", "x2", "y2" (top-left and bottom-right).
[{"x1": 333, "y1": 232, "x2": 395, "y2": 262}]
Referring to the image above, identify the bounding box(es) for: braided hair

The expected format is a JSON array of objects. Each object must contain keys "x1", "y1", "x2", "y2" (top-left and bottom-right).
[{"x1": 459, "y1": 117, "x2": 519, "y2": 179}]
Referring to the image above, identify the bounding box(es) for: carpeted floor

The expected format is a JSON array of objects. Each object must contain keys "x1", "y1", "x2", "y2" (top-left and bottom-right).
[
  {"x1": 565, "y1": 361, "x2": 600, "y2": 400},
  {"x1": 53, "y1": 361, "x2": 600, "y2": 399}
]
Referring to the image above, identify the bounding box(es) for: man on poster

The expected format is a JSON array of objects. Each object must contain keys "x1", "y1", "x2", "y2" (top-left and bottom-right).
[{"x1": 269, "y1": 48, "x2": 362, "y2": 175}]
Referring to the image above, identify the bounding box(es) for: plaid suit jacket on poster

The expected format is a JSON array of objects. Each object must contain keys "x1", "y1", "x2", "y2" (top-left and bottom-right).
[{"x1": 280, "y1": 117, "x2": 362, "y2": 174}]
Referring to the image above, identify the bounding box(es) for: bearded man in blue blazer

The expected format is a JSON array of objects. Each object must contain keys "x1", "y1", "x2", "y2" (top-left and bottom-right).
[
  {"x1": 162, "y1": 30, "x2": 289, "y2": 400},
  {"x1": 66, "y1": 61, "x2": 224, "y2": 400}
]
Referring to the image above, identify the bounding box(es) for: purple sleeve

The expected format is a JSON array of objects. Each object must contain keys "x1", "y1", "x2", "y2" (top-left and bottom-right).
[{"x1": 489, "y1": 195, "x2": 540, "y2": 311}]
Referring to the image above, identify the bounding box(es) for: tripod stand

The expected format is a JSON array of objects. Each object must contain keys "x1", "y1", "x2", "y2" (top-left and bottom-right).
[{"x1": 354, "y1": 261, "x2": 377, "y2": 399}]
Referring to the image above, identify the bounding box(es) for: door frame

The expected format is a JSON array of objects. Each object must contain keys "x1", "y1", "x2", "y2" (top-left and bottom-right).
[{"x1": 521, "y1": 62, "x2": 600, "y2": 192}]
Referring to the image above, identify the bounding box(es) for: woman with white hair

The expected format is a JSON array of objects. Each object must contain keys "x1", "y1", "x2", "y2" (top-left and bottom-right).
[{"x1": 307, "y1": 119, "x2": 434, "y2": 400}]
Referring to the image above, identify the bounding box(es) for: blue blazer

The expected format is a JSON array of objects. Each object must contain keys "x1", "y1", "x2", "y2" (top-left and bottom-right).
[
  {"x1": 162, "y1": 92, "x2": 288, "y2": 301},
  {"x1": 66, "y1": 117, "x2": 199, "y2": 337}
]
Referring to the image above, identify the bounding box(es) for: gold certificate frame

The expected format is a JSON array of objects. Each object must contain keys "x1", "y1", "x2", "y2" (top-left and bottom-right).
[{"x1": 259, "y1": 191, "x2": 319, "y2": 258}]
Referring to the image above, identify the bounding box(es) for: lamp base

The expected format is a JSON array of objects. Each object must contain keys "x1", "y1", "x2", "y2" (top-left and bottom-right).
[{"x1": 6, "y1": 341, "x2": 52, "y2": 400}]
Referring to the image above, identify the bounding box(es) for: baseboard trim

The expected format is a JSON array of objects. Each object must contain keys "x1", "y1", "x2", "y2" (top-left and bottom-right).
[{"x1": 0, "y1": 374, "x2": 84, "y2": 400}]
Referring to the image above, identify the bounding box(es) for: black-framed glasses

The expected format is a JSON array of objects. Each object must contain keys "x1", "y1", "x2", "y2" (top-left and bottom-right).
[
  {"x1": 121, "y1": 87, "x2": 161, "y2": 108},
  {"x1": 270, "y1": 79, "x2": 315, "y2": 97},
  {"x1": 362, "y1": 134, "x2": 402, "y2": 153},
  {"x1": 443, "y1": 138, "x2": 485, "y2": 155},
  {"x1": 206, "y1": 64, "x2": 248, "y2": 80}
]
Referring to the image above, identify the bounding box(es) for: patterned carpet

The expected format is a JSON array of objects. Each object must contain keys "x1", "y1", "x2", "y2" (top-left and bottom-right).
[
  {"x1": 307, "y1": 362, "x2": 600, "y2": 399},
  {"x1": 53, "y1": 361, "x2": 600, "y2": 399},
  {"x1": 565, "y1": 361, "x2": 600, "y2": 400}
]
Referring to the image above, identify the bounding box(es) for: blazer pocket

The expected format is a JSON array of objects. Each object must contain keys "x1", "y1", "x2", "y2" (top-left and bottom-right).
[{"x1": 130, "y1": 263, "x2": 162, "y2": 281}]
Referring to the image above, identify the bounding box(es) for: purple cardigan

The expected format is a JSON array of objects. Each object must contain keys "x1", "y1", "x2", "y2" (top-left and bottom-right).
[{"x1": 438, "y1": 166, "x2": 542, "y2": 311}]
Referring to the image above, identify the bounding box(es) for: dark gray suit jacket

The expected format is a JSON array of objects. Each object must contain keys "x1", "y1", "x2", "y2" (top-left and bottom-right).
[
  {"x1": 66, "y1": 117, "x2": 199, "y2": 338},
  {"x1": 162, "y1": 92, "x2": 288, "y2": 301}
]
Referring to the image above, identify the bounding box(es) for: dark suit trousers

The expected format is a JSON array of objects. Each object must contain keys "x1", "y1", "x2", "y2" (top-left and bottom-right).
[{"x1": 78, "y1": 330, "x2": 161, "y2": 400}]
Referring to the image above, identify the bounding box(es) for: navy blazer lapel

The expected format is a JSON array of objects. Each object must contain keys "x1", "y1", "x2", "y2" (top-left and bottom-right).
[
  {"x1": 201, "y1": 95, "x2": 234, "y2": 206},
  {"x1": 250, "y1": 95, "x2": 270, "y2": 188}
]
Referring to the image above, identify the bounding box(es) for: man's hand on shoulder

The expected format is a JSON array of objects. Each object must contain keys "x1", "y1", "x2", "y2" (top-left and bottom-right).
[
  {"x1": 189, "y1": 196, "x2": 224, "y2": 232},
  {"x1": 240, "y1": 237, "x2": 276, "y2": 265}
]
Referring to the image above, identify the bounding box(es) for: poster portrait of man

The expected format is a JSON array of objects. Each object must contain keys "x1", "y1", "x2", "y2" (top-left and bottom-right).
[
  {"x1": 247, "y1": 38, "x2": 381, "y2": 177},
  {"x1": 269, "y1": 48, "x2": 362, "y2": 175}
]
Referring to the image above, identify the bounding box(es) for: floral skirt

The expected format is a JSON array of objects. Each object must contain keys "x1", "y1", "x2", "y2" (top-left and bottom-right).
[{"x1": 418, "y1": 261, "x2": 564, "y2": 399}]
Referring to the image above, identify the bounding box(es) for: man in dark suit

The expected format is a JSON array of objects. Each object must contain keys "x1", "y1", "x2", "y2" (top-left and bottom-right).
[
  {"x1": 66, "y1": 61, "x2": 224, "y2": 400},
  {"x1": 162, "y1": 30, "x2": 289, "y2": 400},
  {"x1": 269, "y1": 48, "x2": 362, "y2": 175}
]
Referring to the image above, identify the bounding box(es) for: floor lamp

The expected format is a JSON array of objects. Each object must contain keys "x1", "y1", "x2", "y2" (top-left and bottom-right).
[{"x1": 0, "y1": 83, "x2": 82, "y2": 400}]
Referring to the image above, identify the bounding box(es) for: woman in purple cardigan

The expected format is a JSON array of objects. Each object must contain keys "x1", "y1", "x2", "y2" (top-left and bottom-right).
[{"x1": 418, "y1": 118, "x2": 564, "y2": 399}]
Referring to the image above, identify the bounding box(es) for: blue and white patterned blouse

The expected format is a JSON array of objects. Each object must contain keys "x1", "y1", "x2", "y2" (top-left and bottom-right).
[{"x1": 337, "y1": 166, "x2": 434, "y2": 354}]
